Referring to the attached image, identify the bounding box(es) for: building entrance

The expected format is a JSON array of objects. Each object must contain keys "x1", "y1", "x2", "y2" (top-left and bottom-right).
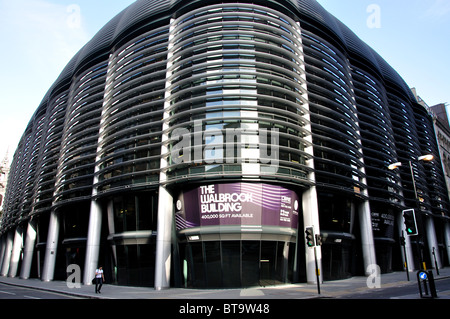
[
  {"x1": 175, "y1": 182, "x2": 302, "y2": 288},
  {"x1": 179, "y1": 239, "x2": 297, "y2": 288}
]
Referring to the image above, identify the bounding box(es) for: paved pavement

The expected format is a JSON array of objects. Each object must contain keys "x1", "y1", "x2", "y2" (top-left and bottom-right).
[{"x1": 0, "y1": 267, "x2": 449, "y2": 300}]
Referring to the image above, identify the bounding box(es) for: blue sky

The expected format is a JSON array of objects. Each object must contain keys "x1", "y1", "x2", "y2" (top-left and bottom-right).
[
  {"x1": 0, "y1": 0, "x2": 449, "y2": 162},
  {"x1": 316, "y1": 0, "x2": 450, "y2": 106}
]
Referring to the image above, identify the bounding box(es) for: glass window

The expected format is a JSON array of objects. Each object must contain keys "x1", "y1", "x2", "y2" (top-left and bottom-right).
[
  {"x1": 136, "y1": 193, "x2": 158, "y2": 231},
  {"x1": 260, "y1": 241, "x2": 277, "y2": 285},
  {"x1": 114, "y1": 243, "x2": 156, "y2": 287},
  {"x1": 114, "y1": 195, "x2": 136, "y2": 233},
  {"x1": 62, "y1": 202, "x2": 90, "y2": 239},
  {"x1": 187, "y1": 242, "x2": 206, "y2": 287},
  {"x1": 221, "y1": 241, "x2": 241, "y2": 287},
  {"x1": 204, "y1": 242, "x2": 222, "y2": 287},
  {"x1": 241, "y1": 241, "x2": 259, "y2": 287},
  {"x1": 317, "y1": 192, "x2": 353, "y2": 233},
  {"x1": 181, "y1": 239, "x2": 297, "y2": 288},
  {"x1": 113, "y1": 191, "x2": 158, "y2": 232}
]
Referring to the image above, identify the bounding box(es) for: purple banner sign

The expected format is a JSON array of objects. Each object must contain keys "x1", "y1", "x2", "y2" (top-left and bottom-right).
[{"x1": 175, "y1": 183, "x2": 299, "y2": 230}]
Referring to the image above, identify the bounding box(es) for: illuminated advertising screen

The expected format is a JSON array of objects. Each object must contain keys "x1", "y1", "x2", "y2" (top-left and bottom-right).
[{"x1": 175, "y1": 183, "x2": 299, "y2": 230}]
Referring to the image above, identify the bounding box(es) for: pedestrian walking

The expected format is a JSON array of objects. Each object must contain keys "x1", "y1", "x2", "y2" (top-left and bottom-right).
[{"x1": 95, "y1": 266, "x2": 105, "y2": 294}]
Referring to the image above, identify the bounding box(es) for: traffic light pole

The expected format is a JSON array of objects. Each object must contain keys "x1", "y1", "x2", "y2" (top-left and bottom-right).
[
  {"x1": 305, "y1": 227, "x2": 321, "y2": 295},
  {"x1": 403, "y1": 208, "x2": 425, "y2": 271},
  {"x1": 408, "y1": 161, "x2": 427, "y2": 271},
  {"x1": 390, "y1": 156, "x2": 435, "y2": 273},
  {"x1": 313, "y1": 245, "x2": 320, "y2": 295},
  {"x1": 400, "y1": 231, "x2": 410, "y2": 281}
]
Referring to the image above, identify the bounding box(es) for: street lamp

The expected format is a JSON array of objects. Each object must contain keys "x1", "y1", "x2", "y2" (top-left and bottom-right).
[
  {"x1": 388, "y1": 155, "x2": 434, "y2": 171},
  {"x1": 388, "y1": 154, "x2": 434, "y2": 202},
  {"x1": 418, "y1": 154, "x2": 434, "y2": 162},
  {"x1": 388, "y1": 154, "x2": 434, "y2": 271},
  {"x1": 388, "y1": 162, "x2": 402, "y2": 170}
]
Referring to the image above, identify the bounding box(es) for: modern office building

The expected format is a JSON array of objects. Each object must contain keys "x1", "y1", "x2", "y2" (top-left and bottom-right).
[
  {"x1": 413, "y1": 89, "x2": 450, "y2": 198},
  {"x1": 429, "y1": 103, "x2": 450, "y2": 257},
  {"x1": 0, "y1": 152, "x2": 9, "y2": 212},
  {"x1": 1, "y1": 0, "x2": 449, "y2": 290},
  {"x1": 430, "y1": 102, "x2": 450, "y2": 190}
]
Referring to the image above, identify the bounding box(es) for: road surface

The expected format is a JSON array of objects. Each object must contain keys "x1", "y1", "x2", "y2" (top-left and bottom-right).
[{"x1": 0, "y1": 282, "x2": 83, "y2": 299}]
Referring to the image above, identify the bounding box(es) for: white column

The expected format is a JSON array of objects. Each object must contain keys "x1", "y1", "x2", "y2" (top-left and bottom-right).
[
  {"x1": 358, "y1": 200, "x2": 377, "y2": 275},
  {"x1": 8, "y1": 226, "x2": 24, "y2": 277},
  {"x1": 106, "y1": 200, "x2": 115, "y2": 235},
  {"x1": 0, "y1": 231, "x2": 14, "y2": 276},
  {"x1": 302, "y1": 186, "x2": 322, "y2": 284},
  {"x1": 445, "y1": 221, "x2": 450, "y2": 265},
  {"x1": 41, "y1": 210, "x2": 60, "y2": 281},
  {"x1": 106, "y1": 200, "x2": 117, "y2": 268},
  {"x1": 154, "y1": 18, "x2": 176, "y2": 291},
  {"x1": 355, "y1": 139, "x2": 377, "y2": 274},
  {"x1": 154, "y1": 186, "x2": 174, "y2": 290},
  {"x1": 82, "y1": 47, "x2": 117, "y2": 285},
  {"x1": 425, "y1": 216, "x2": 442, "y2": 269},
  {"x1": 20, "y1": 218, "x2": 38, "y2": 279},
  {"x1": 295, "y1": 20, "x2": 322, "y2": 285},
  {"x1": 0, "y1": 236, "x2": 6, "y2": 272},
  {"x1": 83, "y1": 200, "x2": 103, "y2": 285}
]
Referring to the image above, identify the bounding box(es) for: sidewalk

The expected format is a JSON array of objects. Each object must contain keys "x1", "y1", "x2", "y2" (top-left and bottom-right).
[{"x1": 1, "y1": 267, "x2": 449, "y2": 299}]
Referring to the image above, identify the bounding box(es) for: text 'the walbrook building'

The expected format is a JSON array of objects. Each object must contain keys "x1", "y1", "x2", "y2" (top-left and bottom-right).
[{"x1": 1, "y1": 0, "x2": 450, "y2": 290}]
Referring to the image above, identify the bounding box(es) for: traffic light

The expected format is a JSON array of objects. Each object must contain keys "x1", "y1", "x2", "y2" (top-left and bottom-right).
[
  {"x1": 305, "y1": 227, "x2": 315, "y2": 247},
  {"x1": 403, "y1": 209, "x2": 418, "y2": 236},
  {"x1": 315, "y1": 234, "x2": 323, "y2": 246}
]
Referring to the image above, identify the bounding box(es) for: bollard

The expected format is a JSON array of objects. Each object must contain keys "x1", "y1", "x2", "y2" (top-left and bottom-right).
[{"x1": 417, "y1": 270, "x2": 438, "y2": 298}]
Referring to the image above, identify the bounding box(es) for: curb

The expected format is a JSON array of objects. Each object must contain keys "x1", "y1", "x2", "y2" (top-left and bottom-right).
[
  {"x1": 1, "y1": 270, "x2": 449, "y2": 299},
  {"x1": 0, "y1": 279, "x2": 105, "y2": 299}
]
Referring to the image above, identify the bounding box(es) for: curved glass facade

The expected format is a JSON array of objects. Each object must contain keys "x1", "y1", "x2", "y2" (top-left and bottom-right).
[
  {"x1": 1, "y1": 0, "x2": 449, "y2": 288},
  {"x1": 164, "y1": 3, "x2": 312, "y2": 186}
]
